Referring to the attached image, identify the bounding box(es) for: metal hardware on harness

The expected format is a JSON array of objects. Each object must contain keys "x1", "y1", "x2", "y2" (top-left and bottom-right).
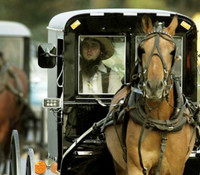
[{"x1": 131, "y1": 86, "x2": 143, "y2": 95}]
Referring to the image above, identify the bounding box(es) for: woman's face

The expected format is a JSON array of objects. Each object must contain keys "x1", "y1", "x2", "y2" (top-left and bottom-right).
[{"x1": 82, "y1": 40, "x2": 101, "y2": 61}]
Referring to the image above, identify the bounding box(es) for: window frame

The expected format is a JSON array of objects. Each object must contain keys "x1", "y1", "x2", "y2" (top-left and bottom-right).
[{"x1": 78, "y1": 35, "x2": 126, "y2": 96}]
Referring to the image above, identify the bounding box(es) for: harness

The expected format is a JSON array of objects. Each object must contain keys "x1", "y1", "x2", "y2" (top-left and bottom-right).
[
  {"x1": 0, "y1": 59, "x2": 29, "y2": 128},
  {"x1": 103, "y1": 22, "x2": 200, "y2": 175},
  {"x1": 128, "y1": 82, "x2": 186, "y2": 175},
  {"x1": 103, "y1": 82, "x2": 199, "y2": 175},
  {"x1": 6, "y1": 66, "x2": 27, "y2": 104}
]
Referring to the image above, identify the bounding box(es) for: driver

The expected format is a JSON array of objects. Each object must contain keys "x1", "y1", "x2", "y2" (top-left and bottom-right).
[{"x1": 79, "y1": 37, "x2": 122, "y2": 94}]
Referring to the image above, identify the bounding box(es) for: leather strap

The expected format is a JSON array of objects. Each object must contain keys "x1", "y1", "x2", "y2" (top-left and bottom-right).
[
  {"x1": 156, "y1": 132, "x2": 168, "y2": 175},
  {"x1": 101, "y1": 65, "x2": 111, "y2": 93}
]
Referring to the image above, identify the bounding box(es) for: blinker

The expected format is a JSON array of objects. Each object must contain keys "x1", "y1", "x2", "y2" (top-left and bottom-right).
[{"x1": 137, "y1": 45, "x2": 145, "y2": 60}]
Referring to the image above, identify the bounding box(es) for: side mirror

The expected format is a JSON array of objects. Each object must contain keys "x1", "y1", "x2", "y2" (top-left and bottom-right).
[{"x1": 38, "y1": 43, "x2": 56, "y2": 68}]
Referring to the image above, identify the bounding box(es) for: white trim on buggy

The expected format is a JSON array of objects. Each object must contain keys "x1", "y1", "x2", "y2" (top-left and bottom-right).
[{"x1": 47, "y1": 8, "x2": 182, "y2": 32}]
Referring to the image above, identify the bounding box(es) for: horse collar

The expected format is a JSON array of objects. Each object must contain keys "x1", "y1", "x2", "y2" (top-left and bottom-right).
[
  {"x1": 128, "y1": 81, "x2": 187, "y2": 133},
  {"x1": 127, "y1": 83, "x2": 187, "y2": 175}
]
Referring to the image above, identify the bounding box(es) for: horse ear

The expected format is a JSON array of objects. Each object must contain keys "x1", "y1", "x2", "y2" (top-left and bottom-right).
[
  {"x1": 142, "y1": 16, "x2": 154, "y2": 33},
  {"x1": 164, "y1": 15, "x2": 178, "y2": 36}
]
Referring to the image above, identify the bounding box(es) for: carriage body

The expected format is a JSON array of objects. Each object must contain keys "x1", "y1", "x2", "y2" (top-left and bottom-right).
[{"x1": 38, "y1": 9, "x2": 200, "y2": 174}]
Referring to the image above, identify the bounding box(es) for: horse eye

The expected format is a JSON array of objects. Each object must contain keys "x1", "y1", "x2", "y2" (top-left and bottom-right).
[
  {"x1": 138, "y1": 46, "x2": 145, "y2": 58},
  {"x1": 170, "y1": 49, "x2": 176, "y2": 57}
]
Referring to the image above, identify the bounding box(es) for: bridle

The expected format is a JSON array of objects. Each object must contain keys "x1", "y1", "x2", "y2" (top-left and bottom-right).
[
  {"x1": 134, "y1": 23, "x2": 181, "y2": 175},
  {"x1": 137, "y1": 22, "x2": 176, "y2": 100}
]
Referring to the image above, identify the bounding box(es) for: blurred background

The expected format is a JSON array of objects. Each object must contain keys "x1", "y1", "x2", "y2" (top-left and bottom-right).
[{"x1": 0, "y1": 0, "x2": 200, "y2": 42}]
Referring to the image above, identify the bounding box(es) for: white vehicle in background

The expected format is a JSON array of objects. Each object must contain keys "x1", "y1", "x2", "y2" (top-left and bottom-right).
[{"x1": 0, "y1": 21, "x2": 47, "y2": 174}]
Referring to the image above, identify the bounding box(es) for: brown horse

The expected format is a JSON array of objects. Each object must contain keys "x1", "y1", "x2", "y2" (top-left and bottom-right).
[
  {"x1": 105, "y1": 16, "x2": 196, "y2": 175},
  {"x1": 0, "y1": 52, "x2": 29, "y2": 163}
]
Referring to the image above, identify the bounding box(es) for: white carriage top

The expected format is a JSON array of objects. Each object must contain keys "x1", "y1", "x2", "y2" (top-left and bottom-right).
[
  {"x1": 0, "y1": 21, "x2": 31, "y2": 37},
  {"x1": 47, "y1": 8, "x2": 192, "y2": 31}
]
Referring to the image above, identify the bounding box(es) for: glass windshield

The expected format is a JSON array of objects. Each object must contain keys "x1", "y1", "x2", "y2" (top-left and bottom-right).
[
  {"x1": 78, "y1": 35, "x2": 126, "y2": 95},
  {"x1": 0, "y1": 37, "x2": 24, "y2": 69}
]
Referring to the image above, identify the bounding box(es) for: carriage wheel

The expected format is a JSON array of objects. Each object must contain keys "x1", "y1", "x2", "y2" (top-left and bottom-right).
[
  {"x1": 9, "y1": 130, "x2": 21, "y2": 175},
  {"x1": 25, "y1": 148, "x2": 35, "y2": 175}
]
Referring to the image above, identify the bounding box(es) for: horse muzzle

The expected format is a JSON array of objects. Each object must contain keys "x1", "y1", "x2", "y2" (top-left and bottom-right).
[{"x1": 143, "y1": 79, "x2": 166, "y2": 100}]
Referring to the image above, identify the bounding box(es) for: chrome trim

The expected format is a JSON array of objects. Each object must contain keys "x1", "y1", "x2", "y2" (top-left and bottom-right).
[
  {"x1": 47, "y1": 26, "x2": 64, "y2": 32},
  {"x1": 156, "y1": 13, "x2": 171, "y2": 16},
  {"x1": 123, "y1": 12, "x2": 137, "y2": 16},
  {"x1": 90, "y1": 12, "x2": 104, "y2": 16}
]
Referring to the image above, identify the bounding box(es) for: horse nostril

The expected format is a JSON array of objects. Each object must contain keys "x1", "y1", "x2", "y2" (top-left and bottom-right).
[
  {"x1": 157, "y1": 81, "x2": 164, "y2": 89},
  {"x1": 146, "y1": 80, "x2": 164, "y2": 90},
  {"x1": 146, "y1": 80, "x2": 152, "y2": 89}
]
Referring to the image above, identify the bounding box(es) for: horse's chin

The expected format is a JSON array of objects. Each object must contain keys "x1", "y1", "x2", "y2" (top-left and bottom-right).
[
  {"x1": 145, "y1": 88, "x2": 164, "y2": 101},
  {"x1": 145, "y1": 94, "x2": 162, "y2": 101}
]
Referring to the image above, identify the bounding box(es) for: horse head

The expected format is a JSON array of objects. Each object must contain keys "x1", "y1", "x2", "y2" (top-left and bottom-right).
[{"x1": 138, "y1": 16, "x2": 178, "y2": 101}]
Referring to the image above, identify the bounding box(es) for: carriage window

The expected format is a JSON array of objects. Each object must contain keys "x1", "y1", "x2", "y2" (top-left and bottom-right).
[
  {"x1": 78, "y1": 35, "x2": 125, "y2": 95},
  {"x1": 135, "y1": 35, "x2": 183, "y2": 88},
  {"x1": 0, "y1": 37, "x2": 24, "y2": 69}
]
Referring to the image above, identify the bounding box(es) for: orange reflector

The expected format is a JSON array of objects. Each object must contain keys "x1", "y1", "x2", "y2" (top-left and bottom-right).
[
  {"x1": 50, "y1": 162, "x2": 58, "y2": 174},
  {"x1": 35, "y1": 160, "x2": 47, "y2": 174}
]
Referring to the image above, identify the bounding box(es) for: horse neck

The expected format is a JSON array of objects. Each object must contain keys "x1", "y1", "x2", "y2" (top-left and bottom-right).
[{"x1": 145, "y1": 88, "x2": 174, "y2": 120}]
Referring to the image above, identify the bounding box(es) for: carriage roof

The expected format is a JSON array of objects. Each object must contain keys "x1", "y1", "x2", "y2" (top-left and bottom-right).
[
  {"x1": 47, "y1": 8, "x2": 195, "y2": 32},
  {"x1": 0, "y1": 21, "x2": 31, "y2": 37},
  {"x1": 43, "y1": 8, "x2": 198, "y2": 103}
]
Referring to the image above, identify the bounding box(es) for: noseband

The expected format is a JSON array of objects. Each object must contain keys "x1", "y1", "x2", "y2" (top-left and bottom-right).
[{"x1": 138, "y1": 23, "x2": 176, "y2": 99}]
